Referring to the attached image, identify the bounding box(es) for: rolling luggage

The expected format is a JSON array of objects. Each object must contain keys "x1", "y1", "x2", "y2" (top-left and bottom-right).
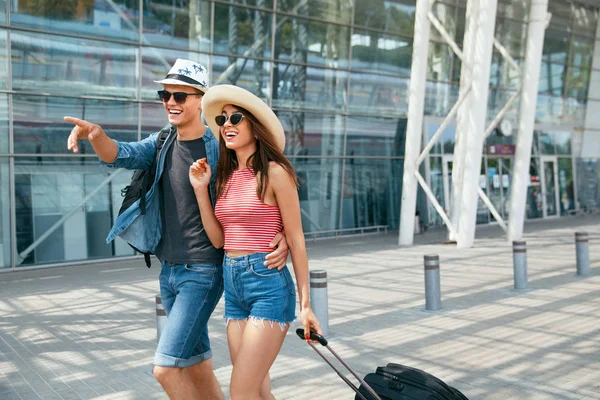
[{"x1": 296, "y1": 329, "x2": 469, "y2": 400}]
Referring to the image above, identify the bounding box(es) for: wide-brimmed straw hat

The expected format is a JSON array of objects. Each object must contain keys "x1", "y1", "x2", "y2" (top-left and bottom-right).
[
  {"x1": 202, "y1": 85, "x2": 285, "y2": 151},
  {"x1": 154, "y1": 58, "x2": 209, "y2": 93}
]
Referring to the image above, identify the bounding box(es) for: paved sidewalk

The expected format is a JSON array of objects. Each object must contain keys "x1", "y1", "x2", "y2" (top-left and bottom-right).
[{"x1": 1, "y1": 216, "x2": 599, "y2": 400}]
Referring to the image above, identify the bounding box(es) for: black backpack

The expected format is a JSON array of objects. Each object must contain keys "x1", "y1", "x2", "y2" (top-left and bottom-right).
[{"x1": 118, "y1": 127, "x2": 172, "y2": 267}]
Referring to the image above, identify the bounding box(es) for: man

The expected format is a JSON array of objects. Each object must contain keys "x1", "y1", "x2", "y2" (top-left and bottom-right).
[{"x1": 65, "y1": 59, "x2": 288, "y2": 400}]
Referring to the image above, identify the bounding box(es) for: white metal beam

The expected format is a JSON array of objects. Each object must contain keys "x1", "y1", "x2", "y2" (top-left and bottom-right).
[
  {"x1": 456, "y1": 0, "x2": 498, "y2": 249},
  {"x1": 399, "y1": 0, "x2": 432, "y2": 246},
  {"x1": 508, "y1": 0, "x2": 550, "y2": 242}
]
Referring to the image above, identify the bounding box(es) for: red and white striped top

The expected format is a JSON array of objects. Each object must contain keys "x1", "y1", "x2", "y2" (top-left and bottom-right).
[{"x1": 215, "y1": 168, "x2": 283, "y2": 252}]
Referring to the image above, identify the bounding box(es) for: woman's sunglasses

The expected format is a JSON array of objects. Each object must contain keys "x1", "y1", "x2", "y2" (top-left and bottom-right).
[
  {"x1": 157, "y1": 90, "x2": 202, "y2": 104},
  {"x1": 215, "y1": 113, "x2": 244, "y2": 127}
]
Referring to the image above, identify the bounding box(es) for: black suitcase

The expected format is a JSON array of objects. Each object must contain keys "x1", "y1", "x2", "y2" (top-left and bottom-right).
[{"x1": 296, "y1": 329, "x2": 469, "y2": 400}]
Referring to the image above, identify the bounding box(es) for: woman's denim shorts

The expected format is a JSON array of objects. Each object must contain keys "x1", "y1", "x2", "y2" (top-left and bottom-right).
[{"x1": 223, "y1": 252, "x2": 296, "y2": 329}]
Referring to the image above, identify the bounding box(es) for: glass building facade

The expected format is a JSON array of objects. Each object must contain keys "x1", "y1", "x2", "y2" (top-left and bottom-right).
[{"x1": 0, "y1": 0, "x2": 599, "y2": 270}]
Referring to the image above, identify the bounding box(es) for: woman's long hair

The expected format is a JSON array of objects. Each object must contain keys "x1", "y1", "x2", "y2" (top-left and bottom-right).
[{"x1": 216, "y1": 105, "x2": 298, "y2": 201}]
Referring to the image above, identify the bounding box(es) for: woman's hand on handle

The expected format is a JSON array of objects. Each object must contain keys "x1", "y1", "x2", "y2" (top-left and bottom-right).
[{"x1": 300, "y1": 307, "x2": 322, "y2": 343}]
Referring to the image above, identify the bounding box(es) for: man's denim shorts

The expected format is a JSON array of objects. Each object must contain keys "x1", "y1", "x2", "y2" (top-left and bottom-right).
[
  {"x1": 223, "y1": 252, "x2": 296, "y2": 329},
  {"x1": 154, "y1": 261, "x2": 224, "y2": 368}
]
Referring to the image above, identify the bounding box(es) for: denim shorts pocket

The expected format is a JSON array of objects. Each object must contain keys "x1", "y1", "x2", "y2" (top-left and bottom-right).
[
  {"x1": 249, "y1": 261, "x2": 280, "y2": 278},
  {"x1": 185, "y1": 264, "x2": 218, "y2": 274}
]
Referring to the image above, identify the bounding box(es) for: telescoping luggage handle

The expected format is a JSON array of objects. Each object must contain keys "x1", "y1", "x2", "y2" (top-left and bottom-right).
[{"x1": 296, "y1": 329, "x2": 382, "y2": 400}]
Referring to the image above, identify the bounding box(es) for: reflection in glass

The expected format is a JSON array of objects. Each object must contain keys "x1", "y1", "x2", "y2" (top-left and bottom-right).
[
  {"x1": 348, "y1": 71, "x2": 408, "y2": 117},
  {"x1": 543, "y1": 30, "x2": 569, "y2": 64},
  {"x1": 143, "y1": 0, "x2": 210, "y2": 51},
  {"x1": 227, "y1": 0, "x2": 273, "y2": 9},
  {"x1": 538, "y1": 131, "x2": 555, "y2": 154},
  {"x1": 273, "y1": 63, "x2": 347, "y2": 112},
  {"x1": 11, "y1": 31, "x2": 137, "y2": 99},
  {"x1": 576, "y1": 159, "x2": 600, "y2": 211},
  {"x1": 0, "y1": 1, "x2": 5, "y2": 24},
  {"x1": 536, "y1": 94, "x2": 586, "y2": 126},
  {"x1": 142, "y1": 102, "x2": 169, "y2": 139},
  {"x1": 490, "y1": 52, "x2": 522, "y2": 91},
  {"x1": 565, "y1": 66, "x2": 590, "y2": 101},
  {"x1": 14, "y1": 157, "x2": 135, "y2": 266},
  {"x1": 212, "y1": 56, "x2": 271, "y2": 100},
  {"x1": 341, "y1": 158, "x2": 402, "y2": 231},
  {"x1": 424, "y1": 81, "x2": 459, "y2": 117},
  {"x1": 542, "y1": 159, "x2": 558, "y2": 217},
  {"x1": 278, "y1": 0, "x2": 351, "y2": 25},
  {"x1": 276, "y1": 112, "x2": 344, "y2": 157},
  {"x1": 547, "y1": 1, "x2": 572, "y2": 33},
  {"x1": 538, "y1": 62, "x2": 566, "y2": 96},
  {"x1": 0, "y1": 29, "x2": 7, "y2": 90},
  {"x1": 213, "y1": 4, "x2": 272, "y2": 59},
  {"x1": 10, "y1": 0, "x2": 138, "y2": 42},
  {"x1": 430, "y1": 3, "x2": 456, "y2": 44},
  {"x1": 276, "y1": 17, "x2": 349, "y2": 67},
  {"x1": 346, "y1": 116, "x2": 405, "y2": 157},
  {"x1": 354, "y1": 0, "x2": 415, "y2": 37},
  {"x1": 0, "y1": 157, "x2": 9, "y2": 267},
  {"x1": 494, "y1": 19, "x2": 527, "y2": 58},
  {"x1": 13, "y1": 96, "x2": 138, "y2": 154},
  {"x1": 0, "y1": 94, "x2": 7, "y2": 153},
  {"x1": 351, "y1": 30, "x2": 411, "y2": 76},
  {"x1": 558, "y1": 158, "x2": 575, "y2": 215},
  {"x1": 527, "y1": 158, "x2": 542, "y2": 219},
  {"x1": 141, "y1": 48, "x2": 209, "y2": 101},
  {"x1": 572, "y1": 4, "x2": 598, "y2": 37},
  {"x1": 570, "y1": 37, "x2": 594, "y2": 69},
  {"x1": 291, "y1": 157, "x2": 342, "y2": 234},
  {"x1": 427, "y1": 42, "x2": 453, "y2": 82},
  {"x1": 428, "y1": 156, "x2": 444, "y2": 226},
  {"x1": 496, "y1": 0, "x2": 528, "y2": 22},
  {"x1": 425, "y1": 122, "x2": 456, "y2": 155}
]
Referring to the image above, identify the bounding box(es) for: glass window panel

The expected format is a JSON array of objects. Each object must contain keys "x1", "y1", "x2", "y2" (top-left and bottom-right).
[
  {"x1": 212, "y1": 56, "x2": 271, "y2": 101},
  {"x1": 428, "y1": 42, "x2": 453, "y2": 82},
  {"x1": 14, "y1": 157, "x2": 135, "y2": 266},
  {"x1": 424, "y1": 81, "x2": 460, "y2": 117},
  {"x1": 341, "y1": 158, "x2": 402, "y2": 231},
  {"x1": 554, "y1": 132, "x2": 572, "y2": 155},
  {"x1": 142, "y1": 102, "x2": 168, "y2": 139},
  {"x1": 543, "y1": 30, "x2": 569, "y2": 64},
  {"x1": 141, "y1": 47, "x2": 209, "y2": 101},
  {"x1": 547, "y1": 1, "x2": 572, "y2": 33},
  {"x1": 494, "y1": 19, "x2": 527, "y2": 58},
  {"x1": 11, "y1": 31, "x2": 137, "y2": 99},
  {"x1": 538, "y1": 62, "x2": 566, "y2": 96},
  {"x1": 291, "y1": 157, "x2": 342, "y2": 234},
  {"x1": 425, "y1": 122, "x2": 442, "y2": 154},
  {"x1": 0, "y1": 29, "x2": 7, "y2": 90},
  {"x1": 273, "y1": 63, "x2": 347, "y2": 112},
  {"x1": 345, "y1": 116, "x2": 406, "y2": 157},
  {"x1": 143, "y1": 0, "x2": 210, "y2": 51},
  {"x1": 488, "y1": 89, "x2": 519, "y2": 127},
  {"x1": 354, "y1": 0, "x2": 415, "y2": 37},
  {"x1": 490, "y1": 51, "x2": 522, "y2": 90},
  {"x1": 278, "y1": 0, "x2": 351, "y2": 25},
  {"x1": 538, "y1": 130, "x2": 555, "y2": 154},
  {"x1": 569, "y1": 37, "x2": 594, "y2": 70},
  {"x1": 565, "y1": 66, "x2": 590, "y2": 101},
  {"x1": 13, "y1": 96, "x2": 138, "y2": 154},
  {"x1": 276, "y1": 112, "x2": 344, "y2": 157},
  {"x1": 0, "y1": 156, "x2": 9, "y2": 268},
  {"x1": 226, "y1": 0, "x2": 273, "y2": 8},
  {"x1": 576, "y1": 159, "x2": 599, "y2": 211},
  {"x1": 0, "y1": 1, "x2": 5, "y2": 24},
  {"x1": 496, "y1": 0, "x2": 528, "y2": 22},
  {"x1": 536, "y1": 94, "x2": 586, "y2": 126},
  {"x1": 348, "y1": 71, "x2": 408, "y2": 117},
  {"x1": 10, "y1": 0, "x2": 138, "y2": 42},
  {"x1": 213, "y1": 4, "x2": 272, "y2": 59},
  {"x1": 526, "y1": 157, "x2": 542, "y2": 219},
  {"x1": 351, "y1": 30, "x2": 412, "y2": 76},
  {"x1": 430, "y1": 3, "x2": 456, "y2": 44},
  {"x1": 275, "y1": 17, "x2": 349, "y2": 67},
  {"x1": 428, "y1": 156, "x2": 444, "y2": 226},
  {"x1": 558, "y1": 158, "x2": 575, "y2": 215},
  {"x1": 572, "y1": 4, "x2": 598, "y2": 37},
  {"x1": 0, "y1": 94, "x2": 7, "y2": 153}
]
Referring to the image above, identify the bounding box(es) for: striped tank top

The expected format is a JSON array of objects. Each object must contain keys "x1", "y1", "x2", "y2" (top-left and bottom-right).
[{"x1": 215, "y1": 168, "x2": 283, "y2": 252}]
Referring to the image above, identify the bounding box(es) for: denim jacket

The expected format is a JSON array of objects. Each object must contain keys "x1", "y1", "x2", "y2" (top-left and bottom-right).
[{"x1": 102, "y1": 125, "x2": 219, "y2": 253}]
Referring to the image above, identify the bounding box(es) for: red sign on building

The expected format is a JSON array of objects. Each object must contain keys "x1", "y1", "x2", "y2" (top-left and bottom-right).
[{"x1": 487, "y1": 144, "x2": 516, "y2": 156}]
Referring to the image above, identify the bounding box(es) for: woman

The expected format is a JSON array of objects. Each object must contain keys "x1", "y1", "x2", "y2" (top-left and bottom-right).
[{"x1": 189, "y1": 85, "x2": 322, "y2": 399}]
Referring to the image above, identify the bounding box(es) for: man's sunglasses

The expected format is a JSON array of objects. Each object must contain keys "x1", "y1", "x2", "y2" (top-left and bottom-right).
[
  {"x1": 215, "y1": 113, "x2": 244, "y2": 127},
  {"x1": 157, "y1": 90, "x2": 202, "y2": 104}
]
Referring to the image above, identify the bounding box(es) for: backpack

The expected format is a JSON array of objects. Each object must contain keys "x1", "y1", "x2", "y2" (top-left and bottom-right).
[{"x1": 118, "y1": 127, "x2": 172, "y2": 267}]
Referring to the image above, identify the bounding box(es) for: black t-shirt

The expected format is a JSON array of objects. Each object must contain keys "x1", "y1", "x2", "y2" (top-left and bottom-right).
[{"x1": 154, "y1": 136, "x2": 224, "y2": 265}]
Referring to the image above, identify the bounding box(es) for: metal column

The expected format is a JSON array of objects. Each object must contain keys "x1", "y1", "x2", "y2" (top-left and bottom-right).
[
  {"x1": 399, "y1": 0, "x2": 431, "y2": 246},
  {"x1": 449, "y1": 0, "x2": 478, "y2": 242},
  {"x1": 456, "y1": 0, "x2": 498, "y2": 249},
  {"x1": 508, "y1": 0, "x2": 549, "y2": 242}
]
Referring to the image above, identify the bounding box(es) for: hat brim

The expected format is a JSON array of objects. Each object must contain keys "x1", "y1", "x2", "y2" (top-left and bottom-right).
[
  {"x1": 154, "y1": 78, "x2": 207, "y2": 94},
  {"x1": 202, "y1": 85, "x2": 285, "y2": 151}
]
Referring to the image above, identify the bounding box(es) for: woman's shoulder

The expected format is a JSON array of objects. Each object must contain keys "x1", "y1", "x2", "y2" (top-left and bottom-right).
[{"x1": 268, "y1": 161, "x2": 293, "y2": 182}]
